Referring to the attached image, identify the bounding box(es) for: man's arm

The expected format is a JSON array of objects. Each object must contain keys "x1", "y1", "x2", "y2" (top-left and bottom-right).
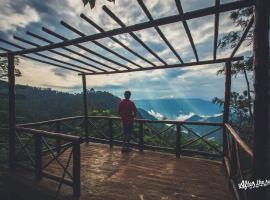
[{"x1": 132, "y1": 102, "x2": 137, "y2": 117}]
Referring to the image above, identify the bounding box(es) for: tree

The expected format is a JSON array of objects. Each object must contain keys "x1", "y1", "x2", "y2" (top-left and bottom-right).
[
  {"x1": 82, "y1": 0, "x2": 115, "y2": 9},
  {"x1": 215, "y1": 7, "x2": 254, "y2": 122},
  {"x1": 0, "y1": 57, "x2": 21, "y2": 79}
]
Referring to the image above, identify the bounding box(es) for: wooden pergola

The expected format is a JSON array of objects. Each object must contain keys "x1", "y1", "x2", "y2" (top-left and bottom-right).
[{"x1": 0, "y1": 0, "x2": 268, "y2": 199}]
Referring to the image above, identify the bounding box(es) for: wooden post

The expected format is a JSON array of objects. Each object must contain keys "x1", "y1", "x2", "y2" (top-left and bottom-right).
[
  {"x1": 82, "y1": 74, "x2": 89, "y2": 142},
  {"x1": 8, "y1": 53, "x2": 16, "y2": 169},
  {"x1": 56, "y1": 122, "x2": 61, "y2": 154},
  {"x1": 72, "y1": 140, "x2": 80, "y2": 197},
  {"x1": 34, "y1": 135, "x2": 42, "y2": 181},
  {"x1": 223, "y1": 61, "x2": 231, "y2": 156},
  {"x1": 176, "y1": 123, "x2": 181, "y2": 158},
  {"x1": 252, "y1": 0, "x2": 269, "y2": 199},
  {"x1": 139, "y1": 121, "x2": 144, "y2": 152},
  {"x1": 108, "y1": 119, "x2": 113, "y2": 148}
]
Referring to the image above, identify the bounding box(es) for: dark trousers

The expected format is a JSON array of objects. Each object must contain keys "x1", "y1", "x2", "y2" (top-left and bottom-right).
[{"x1": 122, "y1": 122, "x2": 133, "y2": 148}]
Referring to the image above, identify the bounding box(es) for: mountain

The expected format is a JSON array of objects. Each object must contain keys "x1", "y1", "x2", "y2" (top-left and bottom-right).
[
  {"x1": 184, "y1": 114, "x2": 223, "y2": 143},
  {"x1": 134, "y1": 98, "x2": 222, "y2": 120}
]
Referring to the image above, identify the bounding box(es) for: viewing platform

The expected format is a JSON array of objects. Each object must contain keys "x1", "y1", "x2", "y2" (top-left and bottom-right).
[{"x1": 4, "y1": 142, "x2": 233, "y2": 200}]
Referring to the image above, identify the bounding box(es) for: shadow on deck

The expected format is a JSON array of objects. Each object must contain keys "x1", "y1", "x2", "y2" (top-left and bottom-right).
[{"x1": 4, "y1": 142, "x2": 233, "y2": 200}]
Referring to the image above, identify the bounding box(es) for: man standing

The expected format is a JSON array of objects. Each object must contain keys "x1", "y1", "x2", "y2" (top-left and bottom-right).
[{"x1": 118, "y1": 91, "x2": 137, "y2": 152}]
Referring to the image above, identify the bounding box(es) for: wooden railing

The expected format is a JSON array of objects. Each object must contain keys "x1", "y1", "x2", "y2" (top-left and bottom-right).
[
  {"x1": 223, "y1": 123, "x2": 253, "y2": 200},
  {"x1": 14, "y1": 126, "x2": 81, "y2": 198},
  {"x1": 18, "y1": 115, "x2": 224, "y2": 158}
]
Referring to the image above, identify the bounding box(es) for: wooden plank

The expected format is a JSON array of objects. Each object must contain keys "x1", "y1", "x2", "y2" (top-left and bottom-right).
[{"x1": 3, "y1": 0, "x2": 254, "y2": 56}]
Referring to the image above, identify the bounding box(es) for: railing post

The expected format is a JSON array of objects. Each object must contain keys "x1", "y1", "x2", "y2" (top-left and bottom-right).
[
  {"x1": 230, "y1": 140, "x2": 237, "y2": 179},
  {"x1": 8, "y1": 53, "x2": 16, "y2": 170},
  {"x1": 56, "y1": 122, "x2": 61, "y2": 154},
  {"x1": 223, "y1": 61, "x2": 231, "y2": 157},
  {"x1": 72, "y1": 140, "x2": 80, "y2": 197},
  {"x1": 139, "y1": 121, "x2": 144, "y2": 152},
  {"x1": 176, "y1": 122, "x2": 181, "y2": 158},
  {"x1": 108, "y1": 119, "x2": 113, "y2": 148},
  {"x1": 34, "y1": 134, "x2": 42, "y2": 181}
]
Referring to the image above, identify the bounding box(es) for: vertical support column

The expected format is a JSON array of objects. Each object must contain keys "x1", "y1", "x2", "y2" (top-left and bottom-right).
[
  {"x1": 56, "y1": 122, "x2": 61, "y2": 154},
  {"x1": 223, "y1": 61, "x2": 231, "y2": 156},
  {"x1": 72, "y1": 140, "x2": 81, "y2": 197},
  {"x1": 82, "y1": 74, "x2": 89, "y2": 142},
  {"x1": 34, "y1": 134, "x2": 42, "y2": 181},
  {"x1": 8, "y1": 53, "x2": 16, "y2": 169},
  {"x1": 108, "y1": 119, "x2": 113, "y2": 148},
  {"x1": 139, "y1": 121, "x2": 144, "y2": 152},
  {"x1": 252, "y1": 0, "x2": 269, "y2": 199},
  {"x1": 176, "y1": 122, "x2": 181, "y2": 158}
]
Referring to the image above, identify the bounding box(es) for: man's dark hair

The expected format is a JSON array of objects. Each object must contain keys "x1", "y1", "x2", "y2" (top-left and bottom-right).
[{"x1": 124, "y1": 91, "x2": 131, "y2": 99}]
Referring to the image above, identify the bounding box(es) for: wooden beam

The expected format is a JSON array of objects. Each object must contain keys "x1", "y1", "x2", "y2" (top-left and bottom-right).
[
  {"x1": 80, "y1": 13, "x2": 157, "y2": 66},
  {"x1": 13, "y1": 36, "x2": 102, "y2": 72},
  {"x1": 0, "y1": 39, "x2": 95, "y2": 73},
  {"x1": 175, "y1": 0, "x2": 199, "y2": 62},
  {"x1": 42, "y1": 27, "x2": 130, "y2": 70},
  {"x1": 223, "y1": 61, "x2": 231, "y2": 156},
  {"x1": 81, "y1": 57, "x2": 243, "y2": 75},
  {"x1": 103, "y1": 6, "x2": 168, "y2": 66},
  {"x1": 252, "y1": 0, "x2": 269, "y2": 199},
  {"x1": 61, "y1": 21, "x2": 143, "y2": 69},
  {"x1": 213, "y1": 0, "x2": 220, "y2": 60},
  {"x1": 8, "y1": 53, "x2": 16, "y2": 169},
  {"x1": 137, "y1": 0, "x2": 184, "y2": 64},
  {"x1": 0, "y1": 46, "x2": 84, "y2": 73},
  {"x1": 82, "y1": 75, "x2": 89, "y2": 142},
  {"x1": 26, "y1": 31, "x2": 118, "y2": 72}
]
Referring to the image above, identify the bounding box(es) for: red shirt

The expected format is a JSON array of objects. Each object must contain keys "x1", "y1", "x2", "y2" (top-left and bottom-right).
[{"x1": 118, "y1": 99, "x2": 137, "y2": 124}]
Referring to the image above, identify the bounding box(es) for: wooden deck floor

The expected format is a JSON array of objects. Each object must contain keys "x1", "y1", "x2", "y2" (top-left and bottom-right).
[{"x1": 4, "y1": 143, "x2": 234, "y2": 200}]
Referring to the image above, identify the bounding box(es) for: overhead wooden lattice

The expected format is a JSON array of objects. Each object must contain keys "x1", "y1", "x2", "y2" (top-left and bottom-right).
[{"x1": 0, "y1": 0, "x2": 255, "y2": 75}]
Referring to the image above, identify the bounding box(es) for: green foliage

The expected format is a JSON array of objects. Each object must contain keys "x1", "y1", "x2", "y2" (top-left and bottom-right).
[
  {"x1": 82, "y1": 0, "x2": 115, "y2": 9},
  {"x1": 218, "y1": 7, "x2": 253, "y2": 49},
  {"x1": 0, "y1": 57, "x2": 21, "y2": 79},
  {"x1": 212, "y1": 91, "x2": 254, "y2": 145}
]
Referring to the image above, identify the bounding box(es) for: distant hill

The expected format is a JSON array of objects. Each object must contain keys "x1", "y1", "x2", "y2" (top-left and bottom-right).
[
  {"x1": 0, "y1": 80, "x2": 156, "y2": 126},
  {"x1": 134, "y1": 98, "x2": 222, "y2": 120}
]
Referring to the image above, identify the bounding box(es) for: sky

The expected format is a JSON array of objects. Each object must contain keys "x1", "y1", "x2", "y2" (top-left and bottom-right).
[{"x1": 0, "y1": 0, "x2": 253, "y2": 100}]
